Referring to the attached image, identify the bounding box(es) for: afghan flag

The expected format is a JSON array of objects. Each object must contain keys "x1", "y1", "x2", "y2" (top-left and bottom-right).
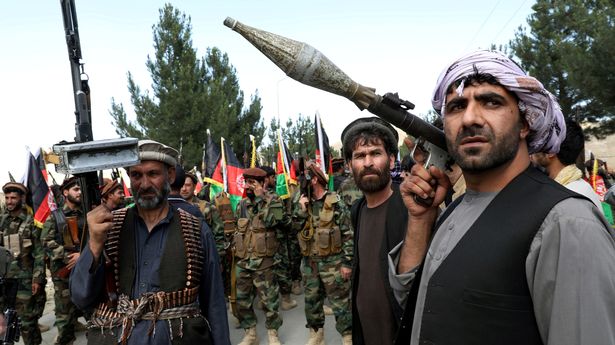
[
  {"x1": 26, "y1": 150, "x2": 57, "y2": 228},
  {"x1": 203, "y1": 129, "x2": 224, "y2": 199},
  {"x1": 275, "y1": 130, "x2": 296, "y2": 199},
  {"x1": 207, "y1": 137, "x2": 245, "y2": 212},
  {"x1": 314, "y1": 111, "x2": 334, "y2": 190}
]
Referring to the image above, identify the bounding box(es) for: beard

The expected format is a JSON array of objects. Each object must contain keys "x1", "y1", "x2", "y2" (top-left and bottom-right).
[
  {"x1": 352, "y1": 164, "x2": 391, "y2": 193},
  {"x1": 246, "y1": 189, "x2": 255, "y2": 200},
  {"x1": 447, "y1": 122, "x2": 521, "y2": 173},
  {"x1": 135, "y1": 182, "x2": 170, "y2": 209},
  {"x1": 6, "y1": 200, "x2": 22, "y2": 212},
  {"x1": 66, "y1": 193, "x2": 81, "y2": 205}
]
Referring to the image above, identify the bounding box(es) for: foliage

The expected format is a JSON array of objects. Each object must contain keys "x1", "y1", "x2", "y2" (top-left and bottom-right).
[
  {"x1": 509, "y1": 0, "x2": 615, "y2": 137},
  {"x1": 109, "y1": 4, "x2": 265, "y2": 167}
]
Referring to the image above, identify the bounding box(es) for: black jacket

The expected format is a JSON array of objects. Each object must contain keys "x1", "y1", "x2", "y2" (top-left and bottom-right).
[{"x1": 351, "y1": 183, "x2": 408, "y2": 345}]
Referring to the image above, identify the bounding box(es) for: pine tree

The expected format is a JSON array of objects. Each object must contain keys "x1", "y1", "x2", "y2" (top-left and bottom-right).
[{"x1": 110, "y1": 4, "x2": 265, "y2": 167}]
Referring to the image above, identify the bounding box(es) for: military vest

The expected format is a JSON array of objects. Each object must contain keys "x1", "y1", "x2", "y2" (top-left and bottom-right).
[
  {"x1": 0, "y1": 211, "x2": 36, "y2": 278},
  {"x1": 297, "y1": 192, "x2": 343, "y2": 257},
  {"x1": 233, "y1": 196, "x2": 279, "y2": 259}
]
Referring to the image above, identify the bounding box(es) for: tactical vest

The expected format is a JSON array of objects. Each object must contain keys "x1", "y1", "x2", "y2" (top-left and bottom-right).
[
  {"x1": 297, "y1": 192, "x2": 343, "y2": 257},
  {"x1": 88, "y1": 207, "x2": 211, "y2": 345},
  {"x1": 233, "y1": 197, "x2": 279, "y2": 259},
  {"x1": 0, "y1": 212, "x2": 34, "y2": 261},
  {"x1": 214, "y1": 192, "x2": 237, "y2": 239}
]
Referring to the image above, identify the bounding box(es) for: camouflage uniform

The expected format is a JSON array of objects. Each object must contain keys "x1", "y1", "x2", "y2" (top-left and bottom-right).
[
  {"x1": 234, "y1": 191, "x2": 291, "y2": 330},
  {"x1": 198, "y1": 196, "x2": 232, "y2": 296},
  {"x1": 269, "y1": 186, "x2": 295, "y2": 296},
  {"x1": 0, "y1": 207, "x2": 45, "y2": 345},
  {"x1": 293, "y1": 191, "x2": 353, "y2": 335},
  {"x1": 338, "y1": 176, "x2": 364, "y2": 209},
  {"x1": 40, "y1": 204, "x2": 84, "y2": 345}
]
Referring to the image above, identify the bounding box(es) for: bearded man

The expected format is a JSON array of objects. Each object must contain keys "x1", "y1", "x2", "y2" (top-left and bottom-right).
[
  {"x1": 392, "y1": 50, "x2": 615, "y2": 345},
  {"x1": 69, "y1": 140, "x2": 230, "y2": 345},
  {"x1": 340, "y1": 117, "x2": 408, "y2": 345}
]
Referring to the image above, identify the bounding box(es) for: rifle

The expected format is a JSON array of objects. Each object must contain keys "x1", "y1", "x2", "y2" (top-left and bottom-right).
[
  {"x1": 0, "y1": 247, "x2": 19, "y2": 345},
  {"x1": 224, "y1": 18, "x2": 453, "y2": 173},
  {"x1": 55, "y1": 216, "x2": 80, "y2": 279}
]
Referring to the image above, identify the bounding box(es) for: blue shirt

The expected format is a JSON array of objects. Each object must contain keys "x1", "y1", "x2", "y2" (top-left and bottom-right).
[{"x1": 69, "y1": 205, "x2": 230, "y2": 345}]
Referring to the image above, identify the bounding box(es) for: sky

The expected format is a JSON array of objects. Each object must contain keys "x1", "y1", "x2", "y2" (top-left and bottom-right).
[{"x1": 0, "y1": 0, "x2": 535, "y2": 185}]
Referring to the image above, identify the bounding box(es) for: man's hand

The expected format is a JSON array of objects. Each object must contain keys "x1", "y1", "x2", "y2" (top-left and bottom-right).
[
  {"x1": 401, "y1": 164, "x2": 451, "y2": 218},
  {"x1": 299, "y1": 195, "x2": 309, "y2": 212},
  {"x1": 340, "y1": 267, "x2": 352, "y2": 280},
  {"x1": 31, "y1": 282, "x2": 42, "y2": 295},
  {"x1": 66, "y1": 252, "x2": 81, "y2": 270},
  {"x1": 87, "y1": 204, "x2": 114, "y2": 264}
]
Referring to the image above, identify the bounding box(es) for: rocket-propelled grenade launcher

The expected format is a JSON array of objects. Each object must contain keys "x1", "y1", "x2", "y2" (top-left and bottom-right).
[{"x1": 223, "y1": 17, "x2": 452, "y2": 172}]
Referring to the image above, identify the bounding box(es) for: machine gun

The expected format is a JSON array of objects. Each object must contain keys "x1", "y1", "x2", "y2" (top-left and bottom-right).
[
  {"x1": 54, "y1": 0, "x2": 139, "y2": 305},
  {"x1": 0, "y1": 247, "x2": 19, "y2": 345},
  {"x1": 223, "y1": 18, "x2": 453, "y2": 173}
]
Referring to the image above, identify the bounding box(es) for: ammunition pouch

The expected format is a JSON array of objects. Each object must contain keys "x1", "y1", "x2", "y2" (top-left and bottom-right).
[
  {"x1": 298, "y1": 192, "x2": 343, "y2": 257},
  {"x1": 233, "y1": 217, "x2": 278, "y2": 259}
]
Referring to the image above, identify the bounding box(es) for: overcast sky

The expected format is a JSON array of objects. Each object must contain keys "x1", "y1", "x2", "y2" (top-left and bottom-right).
[{"x1": 0, "y1": 0, "x2": 535, "y2": 184}]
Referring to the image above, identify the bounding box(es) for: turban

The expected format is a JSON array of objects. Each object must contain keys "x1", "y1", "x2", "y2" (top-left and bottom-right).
[{"x1": 431, "y1": 50, "x2": 565, "y2": 154}]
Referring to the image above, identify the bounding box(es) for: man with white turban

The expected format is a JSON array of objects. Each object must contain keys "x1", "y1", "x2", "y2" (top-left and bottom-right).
[{"x1": 388, "y1": 50, "x2": 615, "y2": 345}]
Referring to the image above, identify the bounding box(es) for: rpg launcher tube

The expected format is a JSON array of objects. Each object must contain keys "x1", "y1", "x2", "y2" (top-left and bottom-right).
[{"x1": 223, "y1": 17, "x2": 447, "y2": 152}]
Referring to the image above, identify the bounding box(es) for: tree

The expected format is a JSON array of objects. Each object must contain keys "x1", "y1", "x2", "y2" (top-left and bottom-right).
[
  {"x1": 509, "y1": 0, "x2": 615, "y2": 137},
  {"x1": 110, "y1": 4, "x2": 265, "y2": 167},
  {"x1": 260, "y1": 114, "x2": 317, "y2": 166}
]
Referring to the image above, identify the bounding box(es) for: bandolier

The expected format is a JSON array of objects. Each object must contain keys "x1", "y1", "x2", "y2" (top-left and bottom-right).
[{"x1": 89, "y1": 207, "x2": 205, "y2": 344}]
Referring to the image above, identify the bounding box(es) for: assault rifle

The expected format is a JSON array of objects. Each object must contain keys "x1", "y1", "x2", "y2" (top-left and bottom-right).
[{"x1": 0, "y1": 247, "x2": 19, "y2": 345}]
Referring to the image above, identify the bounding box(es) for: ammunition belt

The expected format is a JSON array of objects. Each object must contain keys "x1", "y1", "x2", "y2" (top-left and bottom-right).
[
  {"x1": 90, "y1": 287, "x2": 201, "y2": 342},
  {"x1": 105, "y1": 208, "x2": 204, "y2": 295}
]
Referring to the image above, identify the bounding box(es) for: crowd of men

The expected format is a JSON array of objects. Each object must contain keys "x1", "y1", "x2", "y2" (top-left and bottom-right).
[{"x1": 1, "y1": 49, "x2": 615, "y2": 345}]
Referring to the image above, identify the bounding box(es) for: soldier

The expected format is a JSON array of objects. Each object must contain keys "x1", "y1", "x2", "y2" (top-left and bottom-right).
[
  {"x1": 0, "y1": 182, "x2": 45, "y2": 345},
  {"x1": 181, "y1": 172, "x2": 201, "y2": 203},
  {"x1": 331, "y1": 158, "x2": 347, "y2": 192},
  {"x1": 338, "y1": 174, "x2": 363, "y2": 209},
  {"x1": 234, "y1": 168, "x2": 291, "y2": 345},
  {"x1": 261, "y1": 166, "x2": 297, "y2": 310},
  {"x1": 294, "y1": 162, "x2": 353, "y2": 345},
  {"x1": 99, "y1": 178, "x2": 125, "y2": 210},
  {"x1": 41, "y1": 176, "x2": 85, "y2": 345}
]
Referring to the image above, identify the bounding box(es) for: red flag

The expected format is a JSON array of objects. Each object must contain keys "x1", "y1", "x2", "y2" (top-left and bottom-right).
[
  {"x1": 314, "y1": 112, "x2": 333, "y2": 190},
  {"x1": 27, "y1": 152, "x2": 55, "y2": 227}
]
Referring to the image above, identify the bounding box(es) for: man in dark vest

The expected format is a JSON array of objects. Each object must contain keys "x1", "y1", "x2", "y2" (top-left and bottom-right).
[
  {"x1": 391, "y1": 50, "x2": 615, "y2": 345},
  {"x1": 341, "y1": 117, "x2": 408, "y2": 345},
  {"x1": 69, "y1": 139, "x2": 230, "y2": 345}
]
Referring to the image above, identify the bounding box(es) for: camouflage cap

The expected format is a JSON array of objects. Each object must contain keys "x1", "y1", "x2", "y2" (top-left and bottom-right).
[
  {"x1": 2, "y1": 182, "x2": 28, "y2": 195},
  {"x1": 137, "y1": 140, "x2": 179, "y2": 167}
]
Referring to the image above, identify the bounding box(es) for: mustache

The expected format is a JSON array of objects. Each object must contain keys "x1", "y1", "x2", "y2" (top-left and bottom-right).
[
  {"x1": 455, "y1": 126, "x2": 493, "y2": 144},
  {"x1": 136, "y1": 187, "x2": 160, "y2": 197},
  {"x1": 359, "y1": 167, "x2": 381, "y2": 177}
]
